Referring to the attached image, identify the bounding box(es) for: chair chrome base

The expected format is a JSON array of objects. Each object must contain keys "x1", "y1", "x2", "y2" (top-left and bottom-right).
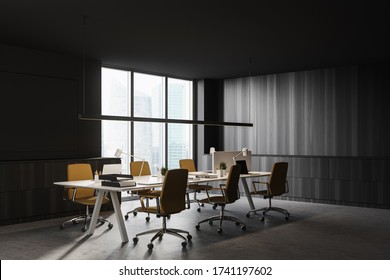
[
  {"x1": 196, "y1": 205, "x2": 246, "y2": 233},
  {"x1": 133, "y1": 216, "x2": 192, "y2": 249},
  {"x1": 60, "y1": 206, "x2": 113, "y2": 232},
  {"x1": 246, "y1": 199, "x2": 290, "y2": 221},
  {"x1": 125, "y1": 199, "x2": 151, "y2": 221}
]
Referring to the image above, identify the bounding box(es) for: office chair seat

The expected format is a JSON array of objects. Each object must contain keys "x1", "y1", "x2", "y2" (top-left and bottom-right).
[
  {"x1": 180, "y1": 159, "x2": 213, "y2": 212},
  {"x1": 133, "y1": 169, "x2": 192, "y2": 250},
  {"x1": 60, "y1": 163, "x2": 113, "y2": 232},
  {"x1": 196, "y1": 165, "x2": 246, "y2": 234},
  {"x1": 246, "y1": 162, "x2": 290, "y2": 221},
  {"x1": 74, "y1": 196, "x2": 110, "y2": 206},
  {"x1": 124, "y1": 161, "x2": 160, "y2": 221},
  {"x1": 188, "y1": 184, "x2": 212, "y2": 191}
]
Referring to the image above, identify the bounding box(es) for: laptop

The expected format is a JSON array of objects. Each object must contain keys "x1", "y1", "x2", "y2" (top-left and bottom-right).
[
  {"x1": 235, "y1": 160, "x2": 249, "y2": 174},
  {"x1": 102, "y1": 164, "x2": 122, "y2": 175}
]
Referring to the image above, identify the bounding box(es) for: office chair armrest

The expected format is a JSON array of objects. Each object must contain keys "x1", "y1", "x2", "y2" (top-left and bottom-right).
[
  {"x1": 63, "y1": 187, "x2": 76, "y2": 201},
  {"x1": 205, "y1": 187, "x2": 227, "y2": 201},
  {"x1": 140, "y1": 193, "x2": 159, "y2": 199},
  {"x1": 252, "y1": 181, "x2": 268, "y2": 193},
  {"x1": 140, "y1": 195, "x2": 161, "y2": 212},
  {"x1": 285, "y1": 180, "x2": 289, "y2": 193},
  {"x1": 185, "y1": 193, "x2": 191, "y2": 209}
]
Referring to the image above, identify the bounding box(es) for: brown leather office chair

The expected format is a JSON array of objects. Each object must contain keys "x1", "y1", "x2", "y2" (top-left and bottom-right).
[
  {"x1": 246, "y1": 162, "x2": 290, "y2": 221},
  {"x1": 124, "y1": 161, "x2": 161, "y2": 221},
  {"x1": 132, "y1": 169, "x2": 191, "y2": 249},
  {"x1": 60, "y1": 163, "x2": 113, "y2": 232},
  {"x1": 195, "y1": 165, "x2": 246, "y2": 233},
  {"x1": 179, "y1": 159, "x2": 212, "y2": 212}
]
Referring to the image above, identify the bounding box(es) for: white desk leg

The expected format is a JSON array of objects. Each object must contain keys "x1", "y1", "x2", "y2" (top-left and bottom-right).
[
  {"x1": 241, "y1": 177, "x2": 255, "y2": 210},
  {"x1": 110, "y1": 191, "x2": 129, "y2": 243},
  {"x1": 87, "y1": 190, "x2": 104, "y2": 235}
]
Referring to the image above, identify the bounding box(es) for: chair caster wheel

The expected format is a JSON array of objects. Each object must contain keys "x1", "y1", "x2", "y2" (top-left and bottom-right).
[
  {"x1": 201, "y1": 203, "x2": 204, "y2": 207},
  {"x1": 235, "y1": 221, "x2": 240, "y2": 226},
  {"x1": 82, "y1": 226, "x2": 88, "y2": 232},
  {"x1": 147, "y1": 243, "x2": 154, "y2": 250},
  {"x1": 133, "y1": 237, "x2": 138, "y2": 244},
  {"x1": 124, "y1": 215, "x2": 129, "y2": 220},
  {"x1": 208, "y1": 220, "x2": 213, "y2": 225},
  {"x1": 241, "y1": 225, "x2": 246, "y2": 231},
  {"x1": 158, "y1": 235, "x2": 163, "y2": 240},
  {"x1": 285, "y1": 216, "x2": 289, "y2": 221},
  {"x1": 145, "y1": 217, "x2": 150, "y2": 222},
  {"x1": 108, "y1": 223, "x2": 113, "y2": 229},
  {"x1": 72, "y1": 220, "x2": 78, "y2": 225},
  {"x1": 246, "y1": 213, "x2": 250, "y2": 218},
  {"x1": 195, "y1": 224, "x2": 200, "y2": 230},
  {"x1": 181, "y1": 242, "x2": 187, "y2": 248},
  {"x1": 187, "y1": 234, "x2": 192, "y2": 241},
  {"x1": 133, "y1": 211, "x2": 137, "y2": 216},
  {"x1": 197, "y1": 208, "x2": 201, "y2": 212},
  {"x1": 217, "y1": 228, "x2": 222, "y2": 233},
  {"x1": 260, "y1": 217, "x2": 265, "y2": 222},
  {"x1": 212, "y1": 204, "x2": 217, "y2": 210}
]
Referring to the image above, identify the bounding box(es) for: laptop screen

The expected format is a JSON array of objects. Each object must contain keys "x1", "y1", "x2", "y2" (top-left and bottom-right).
[{"x1": 235, "y1": 160, "x2": 249, "y2": 174}]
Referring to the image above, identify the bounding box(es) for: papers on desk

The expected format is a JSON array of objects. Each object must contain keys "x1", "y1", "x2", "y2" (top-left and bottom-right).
[
  {"x1": 99, "y1": 173, "x2": 136, "y2": 187},
  {"x1": 189, "y1": 171, "x2": 218, "y2": 178},
  {"x1": 248, "y1": 171, "x2": 266, "y2": 175},
  {"x1": 101, "y1": 180, "x2": 136, "y2": 187}
]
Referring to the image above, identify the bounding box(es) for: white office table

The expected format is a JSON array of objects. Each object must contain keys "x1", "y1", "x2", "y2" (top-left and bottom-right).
[
  {"x1": 54, "y1": 172, "x2": 270, "y2": 243},
  {"x1": 137, "y1": 171, "x2": 271, "y2": 211},
  {"x1": 53, "y1": 179, "x2": 153, "y2": 243}
]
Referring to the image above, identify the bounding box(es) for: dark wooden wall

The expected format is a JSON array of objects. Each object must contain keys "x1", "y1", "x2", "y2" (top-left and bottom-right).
[
  {"x1": 0, "y1": 44, "x2": 107, "y2": 224},
  {"x1": 0, "y1": 43, "x2": 101, "y2": 161},
  {"x1": 223, "y1": 63, "x2": 390, "y2": 208},
  {"x1": 0, "y1": 157, "x2": 120, "y2": 226}
]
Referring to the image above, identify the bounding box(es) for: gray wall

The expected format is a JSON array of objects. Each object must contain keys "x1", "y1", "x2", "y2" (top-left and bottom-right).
[{"x1": 223, "y1": 64, "x2": 390, "y2": 208}]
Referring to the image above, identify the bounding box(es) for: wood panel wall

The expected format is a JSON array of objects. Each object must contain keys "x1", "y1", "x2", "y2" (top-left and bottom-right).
[
  {"x1": 223, "y1": 63, "x2": 390, "y2": 208},
  {"x1": 0, "y1": 157, "x2": 120, "y2": 226}
]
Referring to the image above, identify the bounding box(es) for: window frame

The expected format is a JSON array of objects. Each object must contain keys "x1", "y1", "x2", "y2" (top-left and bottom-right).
[{"x1": 101, "y1": 66, "x2": 197, "y2": 170}]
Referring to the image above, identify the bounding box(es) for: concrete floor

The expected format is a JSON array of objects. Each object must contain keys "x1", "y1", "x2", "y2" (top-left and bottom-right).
[{"x1": 1, "y1": 197, "x2": 390, "y2": 260}]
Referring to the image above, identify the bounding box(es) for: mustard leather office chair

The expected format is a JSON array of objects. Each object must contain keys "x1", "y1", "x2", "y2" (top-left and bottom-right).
[
  {"x1": 60, "y1": 163, "x2": 113, "y2": 232},
  {"x1": 124, "y1": 161, "x2": 161, "y2": 221},
  {"x1": 179, "y1": 159, "x2": 212, "y2": 212},
  {"x1": 195, "y1": 165, "x2": 246, "y2": 233},
  {"x1": 133, "y1": 169, "x2": 191, "y2": 249},
  {"x1": 246, "y1": 162, "x2": 290, "y2": 221}
]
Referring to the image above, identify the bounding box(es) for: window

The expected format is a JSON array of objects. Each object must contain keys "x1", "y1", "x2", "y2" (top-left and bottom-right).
[
  {"x1": 101, "y1": 67, "x2": 193, "y2": 174},
  {"x1": 167, "y1": 78, "x2": 193, "y2": 168}
]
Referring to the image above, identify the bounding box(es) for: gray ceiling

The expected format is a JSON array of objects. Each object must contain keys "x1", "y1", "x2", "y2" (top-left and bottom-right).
[{"x1": 1, "y1": 0, "x2": 389, "y2": 79}]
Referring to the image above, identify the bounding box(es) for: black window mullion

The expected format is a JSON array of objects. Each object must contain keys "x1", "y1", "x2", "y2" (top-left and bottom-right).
[
  {"x1": 165, "y1": 76, "x2": 168, "y2": 168},
  {"x1": 130, "y1": 71, "x2": 135, "y2": 159}
]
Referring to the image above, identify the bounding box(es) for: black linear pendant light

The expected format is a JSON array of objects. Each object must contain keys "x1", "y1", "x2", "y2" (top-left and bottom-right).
[{"x1": 78, "y1": 16, "x2": 253, "y2": 128}]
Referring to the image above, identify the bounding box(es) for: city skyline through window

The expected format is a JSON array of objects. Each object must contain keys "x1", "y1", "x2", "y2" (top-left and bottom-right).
[{"x1": 101, "y1": 67, "x2": 193, "y2": 174}]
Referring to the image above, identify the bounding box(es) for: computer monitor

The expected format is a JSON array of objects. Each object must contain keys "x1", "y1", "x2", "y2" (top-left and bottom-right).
[
  {"x1": 235, "y1": 160, "x2": 249, "y2": 174},
  {"x1": 212, "y1": 150, "x2": 252, "y2": 173}
]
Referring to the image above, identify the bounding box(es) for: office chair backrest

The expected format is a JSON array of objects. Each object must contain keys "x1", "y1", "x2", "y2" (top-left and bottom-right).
[
  {"x1": 269, "y1": 162, "x2": 288, "y2": 196},
  {"x1": 225, "y1": 164, "x2": 241, "y2": 203},
  {"x1": 130, "y1": 161, "x2": 151, "y2": 176},
  {"x1": 67, "y1": 163, "x2": 94, "y2": 199},
  {"x1": 179, "y1": 159, "x2": 196, "y2": 172},
  {"x1": 160, "y1": 169, "x2": 189, "y2": 214}
]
